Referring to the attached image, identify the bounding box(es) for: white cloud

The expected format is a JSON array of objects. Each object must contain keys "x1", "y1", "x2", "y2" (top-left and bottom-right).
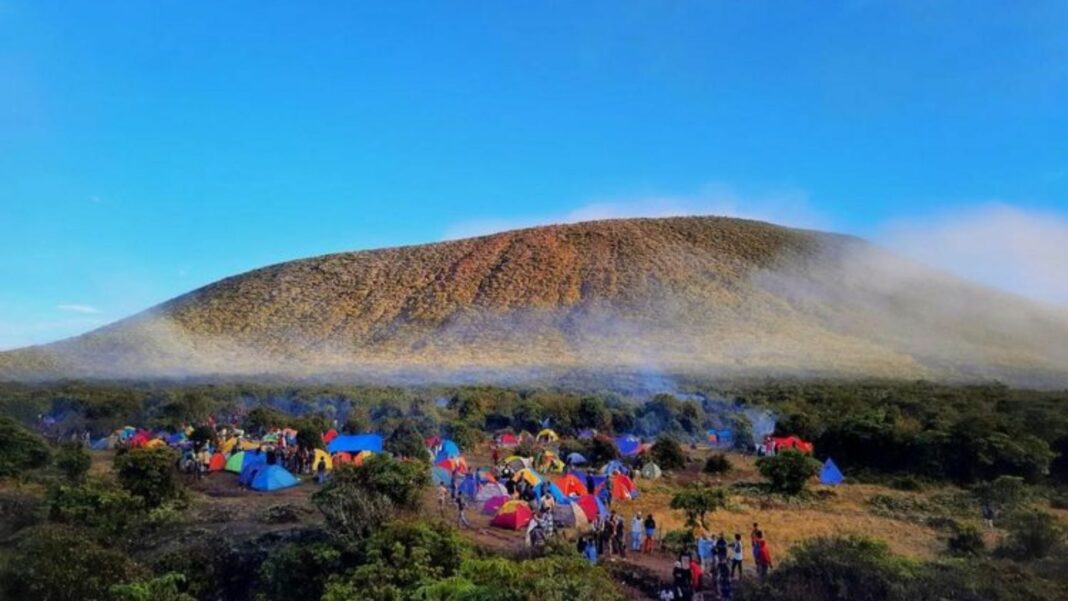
[
  {"x1": 0, "y1": 316, "x2": 107, "y2": 350},
  {"x1": 57, "y1": 304, "x2": 101, "y2": 314},
  {"x1": 878, "y1": 203, "x2": 1068, "y2": 305},
  {"x1": 442, "y1": 185, "x2": 826, "y2": 240}
]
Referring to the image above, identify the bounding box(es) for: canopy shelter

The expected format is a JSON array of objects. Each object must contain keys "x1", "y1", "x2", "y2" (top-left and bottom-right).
[
  {"x1": 490, "y1": 500, "x2": 533, "y2": 530},
  {"x1": 250, "y1": 465, "x2": 299, "y2": 492},
  {"x1": 327, "y1": 434, "x2": 383, "y2": 454},
  {"x1": 820, "y1": 458, "x2": 844, "y2": 485}
]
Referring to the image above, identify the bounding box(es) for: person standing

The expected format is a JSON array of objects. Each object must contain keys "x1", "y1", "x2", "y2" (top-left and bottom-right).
[
  {"x1": 631, "y1": 513, "x2": 643, "y2": 551},
  {"x1": 315, "y1": 457, "x2": 327, "y2": 484},
  {"x1": 437, "y1": 483, "x2": 449, "y2": 516},
  {"x1": 642, "y1": 514, "x2": 657, "y2": 553},
  {"x1": 613, "y1": 513, "x2": 627, "y2": 558},
  {"x1": 716, "y1": 532, "x2": 729, "y2": 570},
  {"x1": 731, "y1": 533, "x2": 744, "y2": 579},
  {"x1": 755, "y1": 530, "x2": 773, "y2": 580},
  {"x1": 750, "y1": 522, "x2": 761, "y2": 566},
  {"x1": 456, "y1": 494, "x2": 472, "y2": 529}
]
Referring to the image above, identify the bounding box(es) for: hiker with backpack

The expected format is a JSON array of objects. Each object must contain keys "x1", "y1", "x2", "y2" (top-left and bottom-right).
[{"x1": 731, "y1": 533, "x2": 744, "y2": 579}]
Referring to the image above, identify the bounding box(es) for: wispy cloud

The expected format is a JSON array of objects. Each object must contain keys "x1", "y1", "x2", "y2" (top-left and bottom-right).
[
  {"x1": 877, "y1": 203, "x2": 1068, "y2": 306},
  {"x1": 442, "y1": 184, "x2": 826, "y2": 240},
  {"x1": 0, "y1": 316, "x2": 107, "y2": 350},
  {"x1": 57, "y1": 304, "x2": 101, "y2": 314}
]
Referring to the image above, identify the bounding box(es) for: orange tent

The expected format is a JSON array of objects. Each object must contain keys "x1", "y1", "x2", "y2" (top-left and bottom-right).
[
  {"x1": 556, "y1": 473, "x2": 588, "y2": 497},
  {"x1": 597, "y1": 474, "x2": 638, "y2": 501}
]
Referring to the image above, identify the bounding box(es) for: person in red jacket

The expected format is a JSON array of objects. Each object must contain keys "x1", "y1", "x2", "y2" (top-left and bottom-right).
[{"x1": 754, "y1": 530, "x2": 773, "y2": 580}]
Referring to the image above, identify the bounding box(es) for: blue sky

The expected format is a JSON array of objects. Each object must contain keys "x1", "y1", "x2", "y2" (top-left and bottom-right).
[{"x1": 2, "y1": 1, "x2": 1067, "y2": 349}]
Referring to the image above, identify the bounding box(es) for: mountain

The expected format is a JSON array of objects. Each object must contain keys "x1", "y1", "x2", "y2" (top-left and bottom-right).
[{"x1": 3, "y1": 216, "x2": 1068, "y2": 385}]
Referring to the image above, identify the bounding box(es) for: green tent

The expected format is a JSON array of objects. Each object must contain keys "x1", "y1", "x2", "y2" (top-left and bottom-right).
[
  {"x1": 225, "y1": 451, "x2": 245, "y2": 473},
  {"x1": 640, "y1": 462, "x2": 662, "y2": 479}
]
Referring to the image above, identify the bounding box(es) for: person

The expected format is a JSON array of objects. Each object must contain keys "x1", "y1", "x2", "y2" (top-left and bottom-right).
[
  {"x1": 631, "y1": 513, "x2": 644, "y2": 551},
  {"x1": 731, "y1": 533, "x2": 744, "y2": 579},
  {"x1": 492, "y1": 445, "x2": 500, "y2": 465},
  {"x1": 541, "y1": 489, "x2": 555, "y2": 513},
  {"x1": 688, "y1": 556, "x2": 703, "y2": 595},
  {"x1": 715, "y1": 532, "x2": 729, "y2": 569},
  {"x1": 586, "y1": 470, "x2": 596, "y2": 497},
  {"x1": 599, "y1": 514, "x2": 614, "y2": 557},
  {"x1": 755, "y1": 530, "x2": 773, "y2": 580},
  {"x1": 613, "y1": 513, "x2": 627, "y2": 557},
  {"x1": 315, "y1": 456, "x2": 327, "y2": 484},
  {"x1": 697, "y1": 532, "x2": 714, "y2": 572},
  {"x1": 717, "y1": 562, "x2": 733, "y2": 600},
  {"x1": 672, "y1": 559, "x2": 693, "y2": 601},
  {"x1": 643, "y1": 513, "x2": 657, "y2": 553},
  {"x1": 456, "y1": 494, "x2": 471, "y2": 529},
  {"x1": 437, "y1": 483, "x2": 449, "y2": 516},
  {"x1": 583, "y1": 535, "x2": 598, "y2": 565},
  {"x1": 750, "y1": 522, "x2": 761, "y2": 565},
  {"x1": 528, "y1": 521, "x2": 546, "y2": 556},
  {"x1": 981, "y1": 501, "x2": 997, "y2": 528}
]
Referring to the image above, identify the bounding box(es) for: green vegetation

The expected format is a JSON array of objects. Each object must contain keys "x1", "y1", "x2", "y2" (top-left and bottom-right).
[
  {"x1": 0, "y1": 416, "x2": 50, "y2": 479},
  {"x1": 703, "y1": 453, "x2": 732, "y2": 474},
  {"x1": 114, "y1": 447, "x2": 183, "y2": 509},
  {"x1": 756, "y1": 450, "x2": 822, "y2": 495},
  {"x1": 54, "y1": 441, "x2": 91, "y2": 481},
  {"x1": 669, "y1": 482, "x2": 728, "y2": 529},
  {"x1": 649, "y1": 435, "x2": 686, "y2": 471}
]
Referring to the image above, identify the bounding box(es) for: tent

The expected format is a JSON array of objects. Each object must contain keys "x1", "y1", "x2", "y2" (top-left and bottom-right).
[
  {"x1": 556, "y1": 473, "x2": 588, "y2": 497},
  {"x1": 475, "y1": 482, "x2": 510, "y2": 503},
  {"x1": 640, "y1": 462, "x2": 662, "y2": 479},
  {"x1": 552, "y1": 503, "x2": 590, "y2": 529},
  {"x1": 434, "y1": 440, "x2": 461, "y2": 461},
  {"x1": 706, "y1": 428, "x2": 734, "y2": 446},
  {"x1": 574, "y1": 494, "x2": 608, "y2": 522},
  {"x1": 225, "y1": 451, "x2": 247, "y2": 473},
  {"x1": 436, "y1": 457, "x2": 468, "y2": 474},
  {"x1": 503, "y1": 455, "x2": 531, "y2": 471},
  {"x1": 578, "y1": 429, "x2": 596, "y2": 440},
  {"x1": 238, "y1": 440, "x2": 261, "y2": 451},
  {"x1": 536, "y1": 428, "x2": 559, "y2": 443},
  {"x1": 219, "y1": 437, "x2": 238, "y2": 454},
  {"x1": 566, "y1": 452, "x2": 588, "y2": 465},
  {"x1": 490, "y1": 500, "x2": 533, "y2": 530},
  {"x1": 513, "y1": 468, "x2": 543, "y2": 487},
  {"x1": 481, "y1": 495, "x2": 510, "y2": 515},
  {"x1": 600, "y1": 460, "x2": 630, "y2": 476},
  {"x1": 262, "y1": 432, "x2": 280, "y2": 443},
  {"x1": 536, "y1": 451, "x2": 564, "y2": 473},
  {"x1": 91, "y1": 437, "x2": 113, "y2": 450},
  {"x1": 129, "y1": 431, "x2": 152, "y2": 448},
  {"x1": 208, "y1": 453, "x2": 226, "y2": 472},
  {"x1": 239, "y1": 462, "x2": 264, "y2": 487},
  {"x1": 327, "y1": 434, "x2": 383, "y2": 454},
  {"x1": 819, "y1": 458, "x2": 844, "y2": 485},
  {"x1": 597, "y1": 474, "x2": 639, "y2": 501},
  {"x1": 312, "y1": 448, "x2": 333, "y2": 471},
  {"x1": 458, "y1": 472, "x2": 483, "y2": 498},
  {"x1": 431, "y1": 466, "x2": 451, "y2": 486},
  {"x1": 614, "y1": 435, "x2": 642, "y2": 457},
  {"x1": 144, "y1": 438, "x2": 167, "y2": 449},
  {"x1": 533, "y1": 481, "x2": 570, "y2": 505},
  {"x1": 322, "y1": 428, "x2": 339, "y2": 444},
  {"x1": 250, "y1": 465, "x2": 300, "y2": 492},
  {"x1": 768, "y1": 435, "x2": 814, "y2": 454},
  {"x1": 425, "y1": 435, "x2": 443, "y2": 448},
  {"x1": 166, "y1": 432, "x2": 187, "y2": 445},
  {"x1": 496, "y1": 432, "x2": 518, "y2": 447}
]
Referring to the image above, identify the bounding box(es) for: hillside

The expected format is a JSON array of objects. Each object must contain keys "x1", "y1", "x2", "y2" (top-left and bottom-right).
[{"x1": 3, "y1": 216, "x2": 1068, "y2": 384}]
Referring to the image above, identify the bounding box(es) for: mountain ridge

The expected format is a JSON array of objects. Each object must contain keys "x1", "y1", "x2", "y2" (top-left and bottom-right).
[{"x1": 3, "y1": 216, "x2": 1067, "y2": 385}]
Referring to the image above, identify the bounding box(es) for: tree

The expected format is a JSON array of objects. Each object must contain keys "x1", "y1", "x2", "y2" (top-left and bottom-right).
[
  {"x1": 756, "y1": 450, "x2": 821, "y2": 495},
  {"x1": 110, "y1": 573, "x2": 195, "y2": 601},
  {"x1": 0, "y1": 416, "x2": 51, "y2": 480},
  {"x1": 446, "y1": 420, "x2": 484, "y2": 451},
  {"x1": 703, "y1": 454, "x2": 732, "y2": 475},
  {"x1": 187, "y1": 425, "x2": 216, "y2": 452},
  {"x1": 586, "y1": 436, "x2": 619, "y2": 465},
  {"x1": 114, "y1": 448, "x2": 182, "y2": 509},
  {"x1": 295, "y1": 415, "x2": 329, "y2": 450},
  {"x1": 650, "y1": 436, "x2": 686, "y2": 471},
  {"x1": 669, "y1": 482, "x2": 728, "y2": 529},
  {"x1": 973, "y1": 475, "x2": 1026, "y2": 517},
  {"x1": 47, "y1": 475, "x2": 144, "y2": 539},
  {"x1": 0, "y1": 524, "x2": 145, "y2": 601},
  {"x1": 55, "y1": 441, "x2": 91, "y2": 481},
  {"x1": 257, "y1": 541, "x2": 342, "y2": 601},
  {"x1": 758, "y1": 535, "x2": 911, "y2": 601},
  {"x1": 997, "y1": 509, "x2": 1066, "y2": 560},
  {"x1": 313, "y1": 455, "x2": 428, "y2": 545},
  {"x1": 385, "y1": 419, "x2": 427, "y2": 461}
]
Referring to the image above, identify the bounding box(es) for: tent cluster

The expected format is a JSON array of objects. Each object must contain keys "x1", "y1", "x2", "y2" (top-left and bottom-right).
[{"x1": 90, "y1": 424, "x2": 384, "y2": 493}]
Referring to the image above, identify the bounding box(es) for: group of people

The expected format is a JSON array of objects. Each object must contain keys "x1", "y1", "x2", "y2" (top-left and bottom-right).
[{"x1": 657, "y1": 523, "x2": 773, "y2": 601}]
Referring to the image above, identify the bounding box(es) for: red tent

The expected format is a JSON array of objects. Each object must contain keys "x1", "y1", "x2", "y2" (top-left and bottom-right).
[
  {"x1": 497, "y1": 433, "x2": 518, "y2": 447},
  {"x1": 322, "y1": 429, "x2": 339, "y2": 444},
  {"x1": 769, "y1": 435, "x2": 814, "y2": 454},
  {"x1": 208, "y1": 452, "x2": 226, "y2": 472},
  {"x1": 556, "y1": 473, "x2": 588, "y2": 497},
  {"x1": 597, "y1": 474, "x2": 638, "y2": 501},
  {"x1": 425, "y1": 435, "x2": 442, "y2": 448},
  {"x1": 129, "y1": 431, "x2": 152, "y2": 448},
  {"x1": 436, "y1": 457, "x2": 468, "y2": 474},
  {"x1": 490, "y1": 500, "x2": 533, "y2": 530},
  {"x1": 574, "y1": 494, "x2": 604, "y2": 522}
]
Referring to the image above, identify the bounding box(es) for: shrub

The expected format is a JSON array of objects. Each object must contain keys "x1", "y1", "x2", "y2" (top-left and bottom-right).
[
  {"x1": 585, "y1": 436, "x2": 619, "y2": 465},
  {"x1": 650, "y1": 436, "x2": 686, "y2": 471},
  {"x1": 997, "y1": 509, "x2": 1066, "y2": 560},
  {"x1": 756, "y1": 450, "x2": 821, "y2": 496},
  {"x1": 0, "y1": 416, "x2": 51, "y2": 479},
  {"x1": 258, "y1": 541, "x2": 342, "y2": 601},
  {"x1": 110, "y1": 573, "x2": 195, "y2": 601},
  {"x1": 669, "y1": 482, "x2": 728, "y2": 529},
  {"x1": 47, "y1": 475, "x2": 144, "y2": 539},
  {"x1": 55, "y1": 441, "x2": 92, "y2": 481},
  {"x1": 446, "y1": 420, "x2": 484, "y2": 451},
  {"x1": 703, "y1": 453, "x2": 732, "y2": 475},
  {"x1": 0, "y1": 490, "x2": 44, "y2": 538},
  {"x1": 260, "y1": 503, "x2": 306, "y2": 524},
  {"x1": 661, "y1": 529, "x2": 696, "y2": 556},
  {"x1": 888, "y1": 475, "x2": 925, "y2": 491},
  {"x1": 973, "y1": 475, "x2": 1027, "y2": 516},
  {"x1": 114, "y1": 447, "x2": 182, "y2": 509},
  {"x1": 946, "y1": 523, "x2": 985, "y2": 556},
  {"x1": 412, "y1": 555, "x2": 624, "y2": 601},
  {"x1": 0, "y1": 524, "x2": 145, "y2": 601},
  {"x1": 313, "y1": 455, "x2": 426, "y2": 545},
  {"x1": 385, "y1": 419, "x2": 428, "y2": 461}
]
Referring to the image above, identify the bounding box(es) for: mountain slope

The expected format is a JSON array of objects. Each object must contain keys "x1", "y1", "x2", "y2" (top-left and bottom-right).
[{"x1": 3, "y1": 216, "x2": 1067, "y2": 384}]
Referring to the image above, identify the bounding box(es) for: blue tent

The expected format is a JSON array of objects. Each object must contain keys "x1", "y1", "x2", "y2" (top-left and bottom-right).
[
  {"x1": 707, "y1": 428, "x2": 734, "y2": 445},
  {"x1": 434, "y1": 439, "x2": 461, "y2": 461},
  {"x1": 566, "y1": 452, "x2": 588, "y2": 465},
  {"x1": 819, "y1": 458, "x2": 844, "y2": 485},
  {"x1": 239, "y1": 463, "x2": 263, "y2": 487},
  {"x1": 533, "y1": 481, "x2": 570, "y2": 505},
  {"x1": 431, "y1": 466, "x2": 451, "y2": 486},
  {"x1": 327, "y1": 434, "x2": 383, "y2": 454},
  {"x1": 166, "y1": 432, "x2": 186, "y2": 445},
  {"x1": 250, "y1": 465, "x2": 299, "y2": 491},
  {"x1": 600, "y1": 460, "x2": 629, "y2": 475},
  {"x1": 91, "y1": 437, "x2": 110, "y2": 450},
  {"x1": 614, "y1": 436, "x2": 641, "y2": 457}
]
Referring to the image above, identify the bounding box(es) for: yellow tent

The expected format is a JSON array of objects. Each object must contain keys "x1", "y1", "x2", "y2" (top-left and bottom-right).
[
  {"x1": 513, "y1": 468, "x2": 543, "y2": 486},
  {"x1": 312, "y1": 448, "x2": 333, "y2": 471},
  {"x1": 219, "y1": 438, "x2": 238, "y2": 454},
  {"x1": 238, "y1": 439, "x2": 261, "y2": 451},
  {"x1": 144, "y1": 438, "x2": 167, "y2": 449},
  {"x1": 536, "y1": 428, "x2": 559, "y2": 443}
]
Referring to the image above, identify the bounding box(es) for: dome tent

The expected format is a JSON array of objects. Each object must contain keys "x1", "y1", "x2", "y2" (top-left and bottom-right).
[
  {"x1": 491, "y1": 500, "x2": 533, "y2": 530},
  {"x1": 819, "y1": 458, "x2": 844, "y2": 485},
  {"x1": 250, "y1": 464, "x2": 300, "y2": 491},
  {"x1": 640, "y1": 462, "x2": 662, "y2": 479}
]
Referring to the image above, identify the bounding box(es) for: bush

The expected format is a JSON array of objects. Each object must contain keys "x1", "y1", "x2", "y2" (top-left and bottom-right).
[
  {"x1": 114, "y1": 447, "x2": 182, "y2": 509},
  {"x1": 888, "y1": 475, "x2": 925, "y2": 491},
  {"x1": 973, "y1": 475, "x2": 1027, "y2": 516},
  {"x1": 703, "y1": 453, "x2": 732, "y2": 475},
  {"x1": 756, "y1": 450, "x2": 821, "y2": 496},
  {"x1": 669, "y1": 482, "x2": 728, "y2": 529},
  {"x1": 313, "y1": 455, "x2": 427, "y2": 545},
  {"x1": 384, "y1": 419, "x2": 427, "y2": 461},
  {"x1": 0, "y1": 490, "x2": 44, "y2": 538},
  {"x1": 446, "y1": 420, "x2": 484, "y2": 451},
  {"x1": 258, "y1": 540, "x2": 342, "y2": 601},
  {"x1": 55, "y1": 441, "x2": 92, "y2": 481},
  {"x1": 946, "y1": 523, "x2": 985, "y2": 556},
  {"x1": 47, "y1": 475, "x2": 144, "y2": 539},
  {"x1": 412, "y1": 555, "x2": 624, "y2": 601},
  {"x1": 110, "y1": 573, "x2": 195, "y2": 601},
  {"x1": 0, "y1": 524, "x2": 145, "y2": 601},
  {"x1": 650, "y1": 436, "x2": 686, "y2": 471},
  {"x1": 0, "y1": 416, "x2": 51, "y2": 479},
  {"x1": 997, "y1": 509, "x2": 1066, "y2": 560},
  {"x1": 586, "y1": 436, "x2": 619, "y2": 465},
  {"x1": 661, "y1": 529, "x2": 696, "y2": 556}
]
